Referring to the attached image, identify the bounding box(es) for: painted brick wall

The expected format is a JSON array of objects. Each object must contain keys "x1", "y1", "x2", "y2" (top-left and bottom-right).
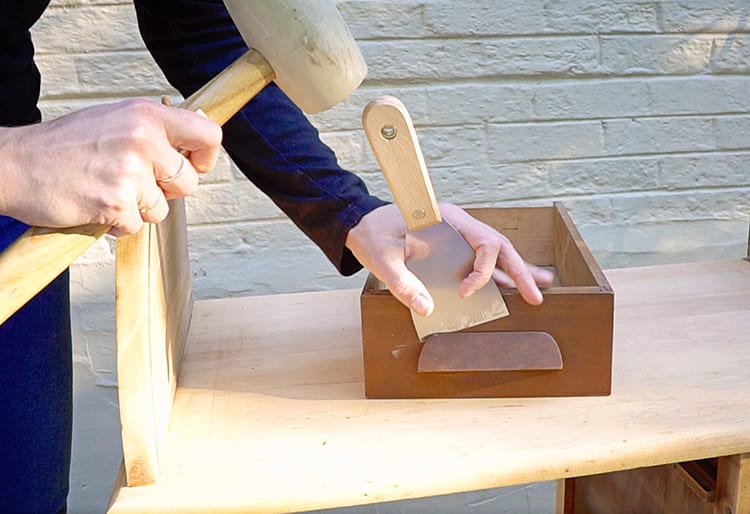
[{"x1": 29, "y1": 0, "x2": 750, "y2": 511}]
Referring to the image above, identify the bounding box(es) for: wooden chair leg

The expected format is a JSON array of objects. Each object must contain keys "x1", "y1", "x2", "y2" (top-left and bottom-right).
[{"x1": 715, "y1": 454, "x2": 750, "y2": 514}]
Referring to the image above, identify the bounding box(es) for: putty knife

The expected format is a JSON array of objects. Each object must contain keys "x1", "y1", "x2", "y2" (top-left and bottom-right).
[{"x1": 362, "y1": 96, "x2": 509, "y2": 340}]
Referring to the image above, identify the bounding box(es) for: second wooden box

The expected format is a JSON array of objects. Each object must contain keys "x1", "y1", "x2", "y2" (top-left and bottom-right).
[{"x1": 360, "y1": 202, "x2": 614, "y2": 399}]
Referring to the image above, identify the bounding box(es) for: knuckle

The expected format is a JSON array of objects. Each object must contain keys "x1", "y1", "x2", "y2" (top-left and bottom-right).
[
  {"x1": 205, "y1": 121, "x2": 223, "y2": 146},
  {"x1": 113, "y1": 100, "x2": 160, "y2": 147},
  {"x1": 97, "y1": 181, "x2": 134, "y2": 213},
  {"x1": 111, "y1": 151, "x2": 143, "y2": 174},
  {"x1": 119, "y1": 98, "x2": 158, "y2": 118}
]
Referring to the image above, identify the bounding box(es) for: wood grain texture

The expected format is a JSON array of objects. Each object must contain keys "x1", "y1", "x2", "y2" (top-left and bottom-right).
[
  {"x1": 468, "y1": 206, "x2": 557, "y2": 265},
  {"x1": 0, "y1": 224, "x2": 109, "y2": 325},
  {"x1": 553, "y1": 202, "x2": 608, "y2": 288},
  {"x1": 109, "y1": 259, "x2": 750, "y2": 513},
  {"x1": 362, "y1": 96, "x2": 441, "y2": 231},
  {"x1": 716, "y1": 453, "x2": 750, "y2": 514},
  {"x1": 115, "y1": 199, "x2": 192, "y2": 487},
  {"x1": 180, "y1": 48, "x2": 274, "y2": 125}
]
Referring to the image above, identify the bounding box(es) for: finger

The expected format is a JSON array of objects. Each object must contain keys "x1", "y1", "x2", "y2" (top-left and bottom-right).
[
  {"x1": 154, "y1": 152, "x2": 199, "y2": 200},
  {"x1": 382, "y1": 262, "x2": 435, "y2": 317},
  {"x1": 497, "y1": 242, "x2": 544, "y2": 305},
  {"x1": 108, "y1": 207, "x2": 144, "y2": 237},
  {"x1": 493, "y1": 265, "x2": 555, "y2": 288},
  {"x1": 459, "y1": 244, "x2": 498, "y2": 298},
  {"x1": 528, "y1": 264, "x2": 555, "y2": 288},
  {"x1": 138, "y1": 188, "x2": 169, "y2": 224},
  {"x1": 160, "y1": 105, "x2": 223, "y2": 174},
  {"x1": 492, "y1": 268, "x2": 515, "y2": 288}
]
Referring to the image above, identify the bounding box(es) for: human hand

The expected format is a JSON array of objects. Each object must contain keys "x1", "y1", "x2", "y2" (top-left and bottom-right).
[
  {"x1": 0, "y1": 99, "x2": 222, "y2": 236},
  {"x1": 345, "y1": 203, "x2": 554, "y2": 316}
]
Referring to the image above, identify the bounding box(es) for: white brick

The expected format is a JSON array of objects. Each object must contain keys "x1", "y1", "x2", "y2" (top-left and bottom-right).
[
  {"x1": 487, "y1": 121, "x2": 604, "y2": 162},
  {"x1": 430, "y1": 163, "x2": 551, "y2": 204},
  {"x1": 602, "y1": 117, "x2": 716, "y2": 156},
  {"x1": 71, "y1": 300, "x2": 115, "y2": 339},
  {"x1": 614, "y1": 190, "x2": 749, "y2": 224},
  {"x1": 338, "y1": 1, "x2": 432, "y2": 39},
  {"x1": 187, "y1": 221, "x2": 351, "y2": 298},
  {"x1": 49, "y1": 0, "x2": 126, "y2": 6},
  {"x1": 311, "y1": 84, "x2": 533, "y2": 132},
  {"x1": 563, "y1": 188, "x2": 749, "y2": 231},
  {"x1": 658, "y1": 152, "x2": 750, "y2": 189},
  {"x1": 323, "y1": 125, "x2": 487, "y2": 172},
  {"x1": 341, "y1": 0, "x2": 548, "y2": 39},
  {"x1": 37, "y1": 52, "x2": 172, "y2": 99},
  {"x1": 33, "y1": 4, "x2": 141, "y2": 54},
  {"x1": 309, "y1": 86, "x2": 430, "y2": 132},
  {"x1": 418, "y1": 126, "x2": 488, "y2": 168},
  {"x1": 425, "y1": 84, "x2": 534, "y2": 124},
  {"x1": 546, "y1": 157, "x2": 661, "y2": 195},
  {"x1": 545, "y1": 1, "x2": 659, "y2": 33},
  {"x1": 554, "y1": 197, "x2": 617, "y2": 227},
  {"x1": 198, "y1": 151, "x2": 238, "y2": 185},
  {"x1": 361, "y1": 36, "x2": 600, "y2": 81},
  {"x1": 647, "y1": 76, "x2": 750, "y2": 115},
  {"x1": 711, "y1": 35, "x2": 750, "y2": 73},
  {"x1": 601, "y1": 35, "x2": 714, "y2": 74},
  {"x1": 423, "y1": 0, "x2": 547, "y2": 36},
  {"x1": 186, "y1": 181, "x2": 282, "y2": 225},
  {"x1": 318, "y1": 130, "x2": 370, "y2": 170},
  {"x1": 659, "y1": 0, "x2": 750, "y2": 34},
  {"x1": 531, "y1": 80, "x2": 650, "y2": 120},
  {"x1": 713, "y1": 116, "x2": 750, "y2": 151}
]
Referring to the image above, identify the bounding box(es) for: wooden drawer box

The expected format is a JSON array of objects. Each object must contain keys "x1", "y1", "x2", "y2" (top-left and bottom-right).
[
  {"x1": 562, "y1": 460, "x2": 719, "y2": 514},
  {"x1": 359, "y1": 202, "x2": 614, "y2": 399}
]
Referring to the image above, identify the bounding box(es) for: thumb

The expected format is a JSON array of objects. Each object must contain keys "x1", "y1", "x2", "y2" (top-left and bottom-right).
[{"x1": 382, "y1": 263, "x2": 434, "y2": 317}]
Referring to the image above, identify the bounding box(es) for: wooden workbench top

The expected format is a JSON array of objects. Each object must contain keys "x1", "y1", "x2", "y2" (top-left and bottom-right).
[{"x1": 108, "y1": 259, "x2": 750, "y2": 513}]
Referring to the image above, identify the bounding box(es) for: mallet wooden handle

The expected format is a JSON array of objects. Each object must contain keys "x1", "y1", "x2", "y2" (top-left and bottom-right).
[{"x1": 0, "y1": 49, "x2": 274, "y2": 326}]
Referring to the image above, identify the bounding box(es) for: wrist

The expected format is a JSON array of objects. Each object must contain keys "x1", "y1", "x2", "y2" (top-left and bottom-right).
[{"x1": 0, "y1": 124, "x2": 35, "y2": 221}]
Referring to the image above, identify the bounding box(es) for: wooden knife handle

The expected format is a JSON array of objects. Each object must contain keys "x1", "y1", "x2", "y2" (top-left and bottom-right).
[
  {"x1": 362, "y1": 96, "x2": 441, "y2": 232},
  {"x1": 0, "y1": 49, "x2": 274, "y2": 326}
]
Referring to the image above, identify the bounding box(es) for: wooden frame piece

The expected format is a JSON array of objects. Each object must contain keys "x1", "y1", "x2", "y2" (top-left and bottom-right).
[
  {"x1": 360, "y1": 202, "x2": 614, "y2": 399},
  {"x1": 115, "y1": 199, "x2": 193, "y2": 486}
]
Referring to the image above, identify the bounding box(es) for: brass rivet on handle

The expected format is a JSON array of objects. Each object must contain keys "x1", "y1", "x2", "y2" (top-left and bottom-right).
[
  {"x1": 413, "y1": 208, "x2": 426, "y2": 220},
  {"x1": 380, "y1": 125, "x2": 397, "y2": 140}
]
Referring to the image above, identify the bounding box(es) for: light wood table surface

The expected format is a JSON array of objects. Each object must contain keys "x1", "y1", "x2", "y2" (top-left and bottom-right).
[{"x1": 108, "y1": 259, "x2": 750, "y2": 513}]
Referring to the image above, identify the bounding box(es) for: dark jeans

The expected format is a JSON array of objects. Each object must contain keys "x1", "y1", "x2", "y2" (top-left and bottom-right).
[{"x1": 0, "y1": 270, "x2": 72, "y2": 514}]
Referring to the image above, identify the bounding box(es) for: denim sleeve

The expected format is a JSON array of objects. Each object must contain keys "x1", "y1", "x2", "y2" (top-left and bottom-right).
[{"x1": 133, "y1": 0, "x2": 387, "y2": 275}]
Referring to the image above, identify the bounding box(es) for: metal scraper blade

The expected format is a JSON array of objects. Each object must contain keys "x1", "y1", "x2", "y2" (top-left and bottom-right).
[{"x1": 406, "y1": 222, "x2": 509, "y2": 341}]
